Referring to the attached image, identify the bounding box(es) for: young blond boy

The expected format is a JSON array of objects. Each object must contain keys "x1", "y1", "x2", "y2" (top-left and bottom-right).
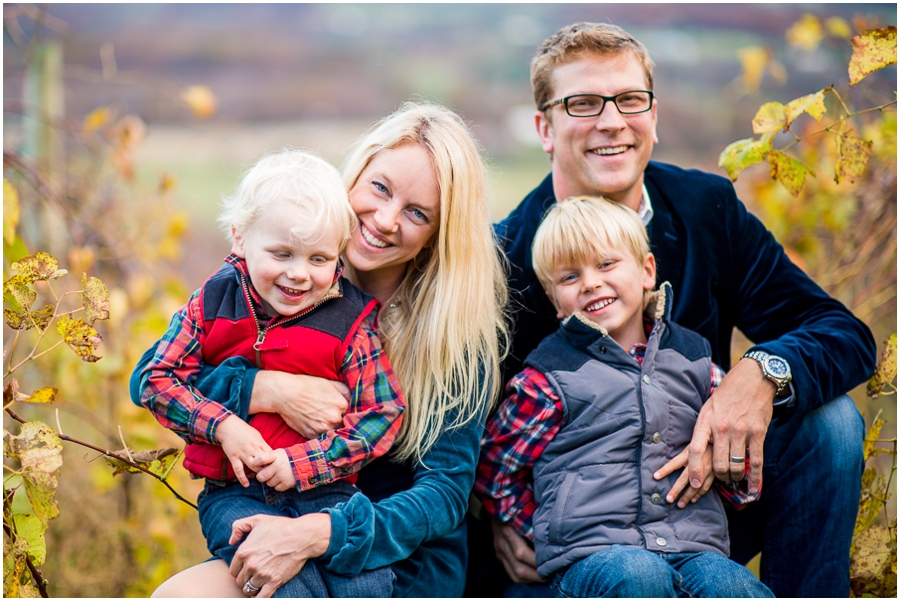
[
  {"x1": 140, "y1": 149, "x2": 403, "y2": 597},
  {"x1": 475, "y1": 196, "x2": 771, "y2": 597}
]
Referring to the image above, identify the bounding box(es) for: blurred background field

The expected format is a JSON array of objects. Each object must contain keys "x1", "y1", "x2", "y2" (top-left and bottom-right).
[{"x1": 3, "y1": 3, "x2": 897, "y2": 596}]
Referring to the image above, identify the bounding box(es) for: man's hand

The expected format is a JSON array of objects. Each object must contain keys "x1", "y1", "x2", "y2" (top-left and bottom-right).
[
  {"x1": 688, "y1": 358, "x2": 774, "y2": 494},
  {"x1": 654, "y1": 445, "x2": 714, "y2": 508},
  {"x1": 491, "y1": 519, "x2": 546, "y2": 584},
  {"x1": 216, "y1": 415, "x2": 273, "y2": 488},
  {"x1": 250, "y1": 372, "x2": 349, "y2": 439},
  {"x1": 251, "y1": 449, "x2": 297, "y2": 492}
]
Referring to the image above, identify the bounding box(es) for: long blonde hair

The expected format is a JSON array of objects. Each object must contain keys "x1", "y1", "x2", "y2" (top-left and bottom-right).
[{"x1": 342, "y1": 102, "x2": 509, "y2": 464}]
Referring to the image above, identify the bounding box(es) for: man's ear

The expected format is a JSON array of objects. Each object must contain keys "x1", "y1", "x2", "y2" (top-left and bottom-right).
[
  {"x1": 535, "y1": 110, "x2": 555, "y2": 155},
  {"x1": 231, "y1": 225, "x2": 246, "y2": 257}
]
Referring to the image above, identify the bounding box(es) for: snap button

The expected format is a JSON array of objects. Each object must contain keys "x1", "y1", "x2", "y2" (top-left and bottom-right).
[
  {"x1": 599, "y1": 346, "x2": 607, "y2": 354},
  {"x1": 651, "y1": 493, "x2": 661, "y2": 505},
  {"x1": 652, "y1": 432, "x2": 661, "y2": 443},
  {"x1": 307, "y1": 476, "x2": 317, "y2": 485},
  {"x1": 642, "y1": 375, "x2": 651, "y2": 384},
  {"x1": 656, "y1": 537, "x2": 667, "y2": 547}
]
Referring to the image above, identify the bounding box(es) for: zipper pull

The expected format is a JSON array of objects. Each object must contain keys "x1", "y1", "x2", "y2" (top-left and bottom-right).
[{"x1": 253, "y1": 330, "x2": 266, "y2": 351}]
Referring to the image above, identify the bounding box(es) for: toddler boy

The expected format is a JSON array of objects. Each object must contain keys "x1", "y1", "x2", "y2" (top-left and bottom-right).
[
  {"x1": 475, "y1": 196, "x2": 772, "y2": 597},
  {"x1": 141, "y1": 149, "x2": 403, "y2": 597}
]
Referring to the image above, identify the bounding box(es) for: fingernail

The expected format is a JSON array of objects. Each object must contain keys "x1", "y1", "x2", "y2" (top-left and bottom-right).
[
  {"x1": 691, "y1": 479, "x2": 701, "y2": 488},
  {"x1": 653, "y1": 472, "x2": 660, "y2": 479}
]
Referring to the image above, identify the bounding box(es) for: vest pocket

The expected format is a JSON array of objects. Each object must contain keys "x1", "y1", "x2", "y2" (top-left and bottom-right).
[{"x1": 547, "y1": 470, "x2": 577, "y2": 545}]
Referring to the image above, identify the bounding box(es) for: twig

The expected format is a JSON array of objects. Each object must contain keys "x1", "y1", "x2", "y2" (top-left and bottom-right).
[
  {"x1": 5, "y1": 407, "x2": 197, "y2": 510},
  {"x1": 779, "y1": 100, "x2": 898, "y2": 153},
  {"x1": 54, "y1": 408, "x2": 63, "y2": 437},
  {"x1": 117, "y1": 425, "x2": 134, "y2": 463},
  {"x1": 3, "y1": 523, "x2": 49, "y2": 598}
]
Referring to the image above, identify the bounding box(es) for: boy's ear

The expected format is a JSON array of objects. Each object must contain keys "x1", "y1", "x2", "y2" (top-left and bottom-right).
[
  {"x1": 231, "y1": 225, "x2": 246, "y2": 257},
  {"x1": 642, "y1": 253, "x2": 657, "y2": 291},
  {"x1": 546, "y1": 290, "x2": 566, "y2": 320}
]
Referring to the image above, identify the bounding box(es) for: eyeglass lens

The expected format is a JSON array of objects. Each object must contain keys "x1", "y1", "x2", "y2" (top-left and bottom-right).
[{"x1": 566, "y1": 92, "x2": 652, "y2": 117}]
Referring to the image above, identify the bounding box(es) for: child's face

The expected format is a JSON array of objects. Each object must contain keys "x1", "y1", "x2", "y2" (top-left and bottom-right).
[
  {"x1": 232, "y1": 198, "x2": 342, "y2": 317},
  {"x1": 548, "y1": 249, "x2": 656, "y2": 348}
]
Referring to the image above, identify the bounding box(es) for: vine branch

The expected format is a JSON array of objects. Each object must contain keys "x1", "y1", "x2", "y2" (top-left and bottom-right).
[{"x1": 4, "y1": 408, "x2": 197, "y2": 510}]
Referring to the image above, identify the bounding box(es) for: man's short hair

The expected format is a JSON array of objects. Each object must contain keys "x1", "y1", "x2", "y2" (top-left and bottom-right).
[
  {"x1": 531, "y1": 22, "x2": 655, "y2": 111},
  {"x1": 532, "y1": 195, "x2": 651, "y2": 295}
]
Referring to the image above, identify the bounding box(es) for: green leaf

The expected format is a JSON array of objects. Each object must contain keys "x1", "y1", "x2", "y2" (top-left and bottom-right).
[
  {"x1": 3, "y1": 421, "x2": 63, "y2": 526},
  {"x1": 3, "y1": 179, "x2": 20, "y2": 246},
  {"x1": 766, "y1": 150, "x2": 814, "y2": 197},
  {"x1": 835, "y1": 125, "x2": 874, "y2": 184},
  {"x1": 82, "y1": 273, "x2": 110, "y2": 324},
  {"x1": 752, "y1": 101, "x2": 787, "y2": 135},
  {"x1": 784, "y1": 89, "x2": 828, "y2": 125},
  {"x1": 12, "y1": 514, "x2": 47, "y2": 566},
  {"x1": 9, "y1": 252, "x2": 60, "y2": 284},
  {"x1": 3, "y1": 235, "x2": 29, "y2": 266},
  {"x1": 105, "y1": 447, "x2": 180, "y2": 478},
  {"x1": 867, "y1": 334, "x2": 897, "y2": 398},
  {"x1": 849, "y1": 27, "x2": 898, "y2": 86},
  {"x1": 718, "y1": 135, "x2": 774, "y2": 181},
  {"x1": 56, "y1": 315, "x2": 103, "y2": 362}
]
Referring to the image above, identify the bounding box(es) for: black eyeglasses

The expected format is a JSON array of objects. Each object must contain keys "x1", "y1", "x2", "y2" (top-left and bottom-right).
[{"x1": 540, "y1": 90, "x2": 655, "y2": 117}]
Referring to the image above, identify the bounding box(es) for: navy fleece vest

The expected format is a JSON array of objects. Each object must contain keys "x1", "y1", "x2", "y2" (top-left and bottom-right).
[
  {"x1": 525, "y1": 284, "x2": 730, "y2": 578},
  {"x1": 182, "y1": 262, "x2": 379, "y2": 481}
]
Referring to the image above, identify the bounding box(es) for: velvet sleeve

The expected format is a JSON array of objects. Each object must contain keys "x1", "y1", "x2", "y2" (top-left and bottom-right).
[{"x1": 318, "y1": 376, "x2": 490, "y2": 576}]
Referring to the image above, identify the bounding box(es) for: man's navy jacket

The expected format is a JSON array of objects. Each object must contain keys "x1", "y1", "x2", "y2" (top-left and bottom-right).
[{"x1": 495, "y1": 161, "x2": 876, "y2": 426}]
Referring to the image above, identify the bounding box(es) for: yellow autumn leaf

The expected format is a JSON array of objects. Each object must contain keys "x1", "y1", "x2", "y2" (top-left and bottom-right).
[
  {"x1": 3, "y1": 421, "x2": 62, "y2": 526},
  {"x1": 56, "y1": 315, "x2": 103, "y2": 363},
  {"x1": 180, "y1": 85, "x2": 218, "y2": 119},
  {"x1": 850, "y1": 522, "x2": 897, "y2": 597},
  {"x1": 10, "y1": 252, "x2": 60, "y2": 284},
  {"x1": 4, "y1": 179, "x2": 20, "y2": 245},
  {"x1": 4, "y1": 304, "x2": 54, "y2": 332},
  {"x1": 786, "y1": 13, "x2": 824, "y2": 51},
  {"x1": 82, "y1": 273, "x2": 110, "y2": 324},
  {"x1": 784, "y1": 89, "x2": 828, "y2": 126},
  {"x1": 737, "y1": 46, "x2": 768, "y2": 92},
  {"x1": 82, "y1": 106, "x2": 110, "y2": 135},
  {"x1": 752, "y1": 101, "x2": 787, "y2": 135},
  {"x1": 766, "y1": 149, "x2": 814, "y2": 197},
  {"x1": 22, "y1": 387, "x2": 57, "y2": 405},
  {"x1": 4, "y1": 273, "x2": 37, "y2": 312},
  {"x1": 849, "y1": 27, "x2": 898, "y2": 86},
  {"x1": 867, "y1": 334, "x2": 897, "y2": 397},
  {"x1": 718, "y1": 134, "x2": 773, "y2": 181},
  {"x1": 825, "y1": 17, "x2": 852, "y2": 40}
]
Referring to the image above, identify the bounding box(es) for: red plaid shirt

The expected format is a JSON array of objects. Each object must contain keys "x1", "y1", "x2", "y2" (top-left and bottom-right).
[
  {"x1": 141, "y1": 255, "x2": 404, "y2": 491},
  {"x1": 475, "y1": 319, "x2": 758, "y2": 541}
]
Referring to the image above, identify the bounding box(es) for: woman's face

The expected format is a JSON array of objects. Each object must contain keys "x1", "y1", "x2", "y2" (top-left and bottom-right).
[{"x1": 345, "y1": 143, "x2": 441, "y2": 279}]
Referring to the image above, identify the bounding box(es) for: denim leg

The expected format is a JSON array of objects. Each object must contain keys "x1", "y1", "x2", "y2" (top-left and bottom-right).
[
  {"x1": 729, "y1": 395, "x2": 864, "y2": 597},
  {"x1": 553, "y1": 546, "x2": 678, "y2": 598},
  {"x1": 277, "y1": 480, "x2": 394, "y2": 598},
  {"x1": 669, "y1": 552, "x2": 773, "y2": 598}
]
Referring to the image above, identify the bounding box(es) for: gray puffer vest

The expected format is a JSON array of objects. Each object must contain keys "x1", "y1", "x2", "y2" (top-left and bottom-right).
[{"x1": 525, "y1": 283, "x2": 730, "y2": 578}]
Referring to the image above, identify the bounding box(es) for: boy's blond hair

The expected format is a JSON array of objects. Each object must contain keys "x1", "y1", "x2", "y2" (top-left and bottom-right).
[
  {"x1": 219, "y1": 148, "x2": 356, "y2": 250},
  {"x1": 532, "y1": 195, "x2": 651, "y2": 295}
]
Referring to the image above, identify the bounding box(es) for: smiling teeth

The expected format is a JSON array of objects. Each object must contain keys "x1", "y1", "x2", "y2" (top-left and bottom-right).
[
  {"x1": 278, "y1": 285, "x2": 305, "y2": 295},
  {"x1": 593, "y1": 146, "x2": 628, "y2": 155},
  {"x1": 586, "y1": 298, "x2": 615, "y2": 311},
  {"x1": 361, "y1": 225, "x2": 389, "y2": 248}
]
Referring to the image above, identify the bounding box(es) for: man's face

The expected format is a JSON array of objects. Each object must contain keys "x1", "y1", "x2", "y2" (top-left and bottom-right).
[{"x1": 535, "y1": 52, "x2": 658, "y2": 211}]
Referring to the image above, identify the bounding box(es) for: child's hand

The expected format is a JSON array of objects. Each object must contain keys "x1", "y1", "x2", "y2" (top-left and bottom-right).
[
  {"x1": 251, "y1": 449, "x2": 297, "y2": 492},
  {"x1": 216, "y1": 415, "x2": 273, "y2": 488},
  {"x1": 653, "y1": 446, "x2": 715, "y2": 508}
]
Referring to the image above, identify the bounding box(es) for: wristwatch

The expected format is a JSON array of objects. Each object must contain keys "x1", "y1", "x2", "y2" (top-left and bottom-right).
[{"x1": 743, "y1": 351, "x2": 792, "y2": 395}]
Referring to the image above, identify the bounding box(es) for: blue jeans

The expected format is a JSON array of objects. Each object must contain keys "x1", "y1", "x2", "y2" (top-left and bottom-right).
[
  {"x1": 726, "y1": 394, "x2": 864, "y2": 597},
  {"x1": 198, "y1": 479, "x2": 393, "y2": 598},
  {"x1": 551, "y1": 546, "x2": 773, "y2": 598}
]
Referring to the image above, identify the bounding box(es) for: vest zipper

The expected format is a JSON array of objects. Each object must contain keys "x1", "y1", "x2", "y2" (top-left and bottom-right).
[{"x1": 239, "y1": 274, "x2": 341, "y2": 367}]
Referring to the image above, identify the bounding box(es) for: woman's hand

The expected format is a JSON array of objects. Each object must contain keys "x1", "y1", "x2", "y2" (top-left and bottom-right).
[
  {"x1": 491, "y1": 519, "x2": 546, "y2": 584},
  {"x1": 228, "y1": 513, "x2": 332, "y2": 598},
  {"x1": 653, "y1": 445, "x2": 715, "y2": 508},
  {"x1": 250, "y1": 372, "x2": 350, "y2": 439}
]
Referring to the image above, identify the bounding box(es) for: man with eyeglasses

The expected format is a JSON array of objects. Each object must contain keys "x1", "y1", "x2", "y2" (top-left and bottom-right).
[{"x1": 468, "y1": 21, "x2": 875, "y2": 598}]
